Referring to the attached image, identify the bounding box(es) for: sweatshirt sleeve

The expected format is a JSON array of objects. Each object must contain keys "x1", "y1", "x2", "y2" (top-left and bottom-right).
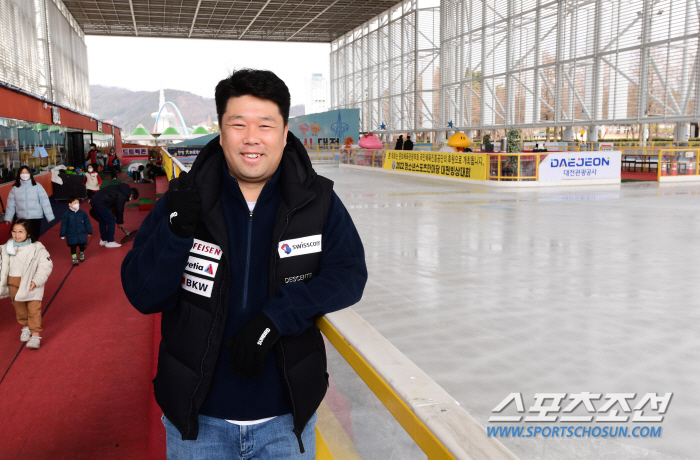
[
  {"x1": 261, "y1": 192, "x2": 367, "y2": 336},
  {"x1": 115, "y1": 194, "x2": 127, "y2": 225},
  {"x1": 97, "y1": 174, "x2": 102, "y2": 186},
  {"x1": 121, "y1": 192, "x2": 194, "y2": 314}
]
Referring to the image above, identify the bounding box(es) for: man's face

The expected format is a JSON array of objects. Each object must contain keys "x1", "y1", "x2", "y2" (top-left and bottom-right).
[{"x1": 219, "y1": 95, "x2": 288, "y2": 187}]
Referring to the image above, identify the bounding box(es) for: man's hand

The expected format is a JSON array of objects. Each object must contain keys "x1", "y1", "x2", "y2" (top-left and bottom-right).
[
  {"x1": 167, "y1": 171, "x2": 201, "y2": 238},
  {"x1": 226, "y1": 312, "x2": 280, "y2": 379},
  {"x1": 116, "y1": 223, "x2": 124, "y2": 230}
]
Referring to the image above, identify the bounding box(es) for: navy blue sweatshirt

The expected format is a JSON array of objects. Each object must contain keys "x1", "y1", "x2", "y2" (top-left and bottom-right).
[{"x1": 122, "y1": 162, "x2": 367, "y2": 421}]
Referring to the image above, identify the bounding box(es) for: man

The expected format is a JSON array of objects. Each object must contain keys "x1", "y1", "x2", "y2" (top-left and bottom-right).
[
  {"x1": 90, "y1": 183, "x2": 138, "y2": 248},
  {"x1": 403, "y1": 135, "x2": 414, "y2": 151},
  {"x1": 121, "y1": 69, "x2": 367, "y2": 458},
  {"x1": 394, "y1": 134, "x2": 404, "y2": 150}
]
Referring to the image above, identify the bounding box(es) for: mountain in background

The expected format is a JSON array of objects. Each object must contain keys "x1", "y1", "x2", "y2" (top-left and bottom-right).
[{"x1": 90, "y1": 85, "x2": 217, "y2": 134}]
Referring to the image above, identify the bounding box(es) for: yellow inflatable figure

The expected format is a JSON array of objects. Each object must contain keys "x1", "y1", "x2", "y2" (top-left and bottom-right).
[{"x1": 447, "y1": 132, "x2": 472, "y2": 152}]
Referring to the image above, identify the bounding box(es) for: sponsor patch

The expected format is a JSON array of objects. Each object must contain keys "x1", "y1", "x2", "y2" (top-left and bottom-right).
[
  {"x1": 278, "y1": 235, "x2": 322, "y2": 258},
  {"x1": 191, "y1": 238, "x2": 223, "y2": 260},
  {"x1": 181, "y1": 272, "x2": 214, "y2": 298},
  {"x1": 185, "y1": 255, "x2": 218, "y2": 279}
]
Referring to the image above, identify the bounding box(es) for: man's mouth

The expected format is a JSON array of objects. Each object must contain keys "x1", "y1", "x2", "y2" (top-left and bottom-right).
[{"x1": 242, "y1": 153, "x2": 262, "y2": 159}]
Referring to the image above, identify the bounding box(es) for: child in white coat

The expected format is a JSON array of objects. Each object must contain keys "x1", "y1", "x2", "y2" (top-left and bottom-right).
[{"x1": 0, "y1": 219, "x2": 54, "y2": 349}]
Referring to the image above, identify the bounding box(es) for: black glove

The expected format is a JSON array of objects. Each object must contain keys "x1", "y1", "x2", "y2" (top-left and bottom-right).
[
  {"x1": 167, "y1": 171, "x2": 201, "y2": 238},
  {"x1": 227, "y1": 312, "x2": 280, "y2": 379}
]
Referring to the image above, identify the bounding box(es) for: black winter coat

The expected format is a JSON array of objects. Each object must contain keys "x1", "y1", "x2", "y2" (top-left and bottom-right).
[{"x1": 121, "y1": 132, "x2": 367, "y2": 452}]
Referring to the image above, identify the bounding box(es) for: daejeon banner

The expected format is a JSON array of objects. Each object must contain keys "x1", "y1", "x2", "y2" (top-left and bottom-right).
[
  {"x1": 289, "y1": 109, "x2": 359, "y2": 149},
  {"x1": 383, "y1": 150, "x2": 489, "y2": 181},
  {"x1": 539, "y1": 151, "x2": 622, "y2": 182}
]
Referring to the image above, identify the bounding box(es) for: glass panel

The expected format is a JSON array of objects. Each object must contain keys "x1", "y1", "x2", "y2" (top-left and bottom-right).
[{"x1": 321, "y1": 337, "x2": 427, "y2": 460}]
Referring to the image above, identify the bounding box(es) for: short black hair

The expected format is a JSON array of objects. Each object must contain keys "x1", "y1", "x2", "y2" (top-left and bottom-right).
[
  {"x1": 215, "y1": 69, "x2": 291, "y2": 127},
  {"x1": 90, "y1": 143, "x2": 96, "y2": 148},
  {"x1": 130, "y1": 187, "x2": 139, "y2": 200},
  {"x1": 68, "y1": 195, "x2": 79, "y2": 203}
]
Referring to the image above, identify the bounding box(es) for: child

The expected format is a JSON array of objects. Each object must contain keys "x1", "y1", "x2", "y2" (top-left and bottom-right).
[
  {"x1": 60, "y1": 195, "x2": 93, "y2": 265},
  {"x1": 82, "y1": 164, "x2": 102, "y2": 200},
  {"x1": 0, "y1": 219, "x2": 54, "y2": 349}
]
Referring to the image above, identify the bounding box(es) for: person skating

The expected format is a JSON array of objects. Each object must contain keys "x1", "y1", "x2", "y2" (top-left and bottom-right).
[
  {"x1": 394, "y1": 134, "x2": 404, "y2": 150},
  {"x1": 403, "y1": 135, "x2": 414, "y2": 150},
  {"x1": 90, "y1": 183, "x2": 138, "y2": 248},
  {"x1": 60, "y1": 195, "x2": 93, "y2": 266},
  {"x1": 0, "y1": 219, "x2": 53, "y2": 349},
  {"x1": 121, "y1": 69, "x2": 367, "y2": 458}
]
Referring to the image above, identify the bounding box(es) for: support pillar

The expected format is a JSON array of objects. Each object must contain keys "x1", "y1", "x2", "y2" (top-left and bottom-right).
[
  {"x1": 674, "y1": 123, "x2": 689, "y2": 143},
  {"x1": 562, "y1": 127, "x2": 574, "y2": 141},
  {"x1": 588, "y1": 125, "x2": 598, "y2": 142}
]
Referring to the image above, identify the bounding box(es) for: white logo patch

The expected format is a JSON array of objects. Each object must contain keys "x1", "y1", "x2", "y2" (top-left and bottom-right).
[
  {"x1": 185, "y1": 255, "x2": 218, "y2": 279},
  {"x1": 278, "y1": 234, "x2": 322, "y2": 258},
  {"x1": 191, "y1": 238, "x2": 223, "y2": 260},
  {"x1": 170, "y1": 211, "x2": 178, "y2": 224},
  {"x1": 181, "y1": 272, "x2": 214, "y2": 298}
]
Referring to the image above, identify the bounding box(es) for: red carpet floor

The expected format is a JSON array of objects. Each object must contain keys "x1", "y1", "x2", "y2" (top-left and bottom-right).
[{"x1": 0, "y1": 175, "x2": 164, "y2": 459}]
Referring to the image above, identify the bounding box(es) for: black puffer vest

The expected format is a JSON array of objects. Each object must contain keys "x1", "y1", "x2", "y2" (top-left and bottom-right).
[{"x1": 154, "y1": 133, "x2": 333, "y2": 452}]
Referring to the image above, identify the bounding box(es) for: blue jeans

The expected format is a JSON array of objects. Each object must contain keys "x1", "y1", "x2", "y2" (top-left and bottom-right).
[
  {"x1": 162, "y1": 413, "x2": 317, "y2": 460},
  {"x1": 92, "y1": 207, "x2": 115, "y2": 242}
]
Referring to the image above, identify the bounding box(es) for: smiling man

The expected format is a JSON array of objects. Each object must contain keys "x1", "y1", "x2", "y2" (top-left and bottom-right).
[{"x1": 121, "y1": 69, "x2": 367, "y2": 459}]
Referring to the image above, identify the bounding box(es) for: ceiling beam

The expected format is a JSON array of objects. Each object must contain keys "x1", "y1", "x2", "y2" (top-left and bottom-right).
[
  {"x1": 286, "y1": 0, "x2": 340, "y2": 41},
  {"x1": 188, "y1": 0, "x2": 202, "y2": 37},
  {"x1": 239, "y1": 0, "x2": 273, "y2": 40},
  {"x1": 128, "y1": 0, "x2": 138, "y2": 36}
]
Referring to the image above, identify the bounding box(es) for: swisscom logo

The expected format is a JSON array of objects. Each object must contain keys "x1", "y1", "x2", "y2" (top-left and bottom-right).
[{"x1": 278, "y1": 235, "x2": 323, "y2": 258}]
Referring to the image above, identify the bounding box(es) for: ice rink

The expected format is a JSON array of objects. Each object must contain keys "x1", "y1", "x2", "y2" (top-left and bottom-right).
[{"x1": 316, "y1": 165, "x2": 700, "y2": 460}]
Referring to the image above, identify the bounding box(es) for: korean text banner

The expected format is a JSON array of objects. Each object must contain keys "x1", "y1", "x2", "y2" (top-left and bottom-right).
[
  {"x1": 539, "y1": 151, "x2": 621, "y2": 182},
  {"x1": 383, "y1": 150, "x2": 489, "y2": 181},
  {"x1": 289, "y1": 109, "x2": 359, "y2": 148}
]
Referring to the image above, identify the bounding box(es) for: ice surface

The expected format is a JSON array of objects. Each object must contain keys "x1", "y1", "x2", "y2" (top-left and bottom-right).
[{"x1": 317, "y1": 165, "x2": 700, "y2": 460}]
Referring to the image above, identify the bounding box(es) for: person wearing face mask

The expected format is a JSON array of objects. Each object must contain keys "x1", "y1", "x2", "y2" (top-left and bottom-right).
[
  {"x1": 4, "y1": 166, "x2": 55, "y2": 242},
  {"x1": 82, "y1": 164, "x2": 102, "y2": 200},
  {"x1": 59, "y1": 195, "x2": 93, "y2": 266}
]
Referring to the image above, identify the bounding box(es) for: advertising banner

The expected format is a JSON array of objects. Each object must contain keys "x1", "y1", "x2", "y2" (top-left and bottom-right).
[
  {"x1": 289, "y1": 109, "x2": 359, "y2": 149},
  {"x1": 167, "y1": 147, "x2": 201, "y2": 157},
  {"x1": 538, "y1": 151, "x2": 621, "y2": 182},
  {"x1": 383, "y1": 150, "x2": 489, "y2": 180}
]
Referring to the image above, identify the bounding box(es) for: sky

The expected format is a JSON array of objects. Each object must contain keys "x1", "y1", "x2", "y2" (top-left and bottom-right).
[{"x1": 85, "y1": 36, "x2": 330, "y2": 106}]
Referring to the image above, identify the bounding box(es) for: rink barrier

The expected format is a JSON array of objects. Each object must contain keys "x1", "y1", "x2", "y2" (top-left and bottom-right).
[
  {"x1": 161, "y1": 148, "x2": 187, "y2": 180},
  {"x1": 315, "y1": 308, "x2": 517, "y2": 460},
  {"x1": 656, "y1": 148, "x2": 700, "y2": 182}
]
